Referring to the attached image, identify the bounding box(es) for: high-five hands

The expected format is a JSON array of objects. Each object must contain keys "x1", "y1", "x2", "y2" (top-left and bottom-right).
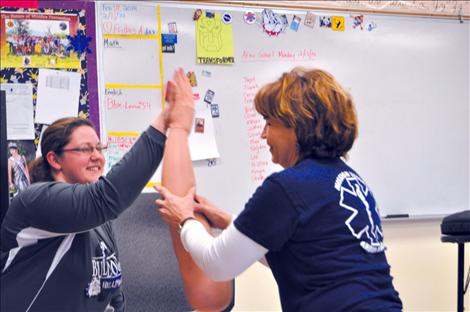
[{"x1": 164, "y1": 68, "x2": 195, "y2": 134}]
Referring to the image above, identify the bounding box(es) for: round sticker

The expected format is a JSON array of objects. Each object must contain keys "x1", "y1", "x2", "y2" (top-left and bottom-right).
[
  {"x1": 222, "y1": 12, "x2": 232, "y2": 24},
  {"x1": 244, "y1": 11, "x2": 256, "y2": 24}
]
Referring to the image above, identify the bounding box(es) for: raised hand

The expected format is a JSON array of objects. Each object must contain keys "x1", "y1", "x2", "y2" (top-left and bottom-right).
[{"x1": 165, "y1": 68, "x2": 195, "y2": 134}]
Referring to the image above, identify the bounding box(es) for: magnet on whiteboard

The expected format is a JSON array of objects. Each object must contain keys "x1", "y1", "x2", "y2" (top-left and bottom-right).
[
  {"x1": 193, "y1": 9, "x2": 202, "y2": 21},
  {"x1": 201, "y1": 70, "x2": 212, "y2": 77},
  {"x1": 244, "y1": 11, "x2": 256, "y2": 24},
  {"x1": 366, "y1": 21, "x2": 377, "y2": 31},
  {"x1": 211, "y1": 104, "x2": 220, "y2": 118},
  {"x1": 204, "y1": 89, "x2": 215, "y2": 104},
  {"x1": 222, "y1": 12, "x2": 232, "y2": 24}
]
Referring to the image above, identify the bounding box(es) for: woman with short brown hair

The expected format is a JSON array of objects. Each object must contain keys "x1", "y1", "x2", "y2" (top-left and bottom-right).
[{"x1": 157, "y1": 67, "x2": 402, "y2": 312}]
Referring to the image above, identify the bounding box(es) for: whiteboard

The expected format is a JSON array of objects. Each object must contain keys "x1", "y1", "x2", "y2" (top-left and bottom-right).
[{"x1": 96, "y1": 1, "x2": 469, "y2": 218}]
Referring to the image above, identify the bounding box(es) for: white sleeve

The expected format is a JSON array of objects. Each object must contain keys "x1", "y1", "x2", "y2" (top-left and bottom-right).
[{"x1": 180, "y1": 220, "x2": 268, "y2": 281}]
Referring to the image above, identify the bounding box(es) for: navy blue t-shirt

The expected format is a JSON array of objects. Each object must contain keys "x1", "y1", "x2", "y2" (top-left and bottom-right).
[{"x1": 234, "y1": 158, "x2": 402, "y2": 312}]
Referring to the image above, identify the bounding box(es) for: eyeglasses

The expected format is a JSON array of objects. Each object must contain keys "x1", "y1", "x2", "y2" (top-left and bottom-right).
[{"x1": 60, "y1": 143, "x2": 108, "y2": 155}]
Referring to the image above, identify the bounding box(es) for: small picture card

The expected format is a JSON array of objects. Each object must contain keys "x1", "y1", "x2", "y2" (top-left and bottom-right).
[
  {"x1": 331, "y1": 16, "x2": 345, "y2": 32},
  {"x1": 290, "y1": 15, "x2": 301, "y2": 32},
  {"x1": 187, "y1": 71, "x2": 197, "y2": 87},
  {"x1": 319, "y1": 16, "x2": 331, "y2": 28},
  {"x1": 211, "y1": 103, "x2": 220, "y2": 118},
  {"x1": 168, "y1": 22, "x2": 178, "y2": 33},
  {"x1": 161, "y1": 33, "x2": 177, "y2": 45},
  {"x1": 304, "y1": 12, "x2": 316, "y2": 28},
  {"x1": 195, "y1": 118, "x2": 205, "y2": 133},
  {"x1": 366, "y1": 21, "x2": 377, "y2": 31},
  {"x1": 193, "y1": 9, "x2": 202, "y2": 21},
  {"x1": 280, "y1": 14, "x2": 289, "y2": 32},
  {"x1": 162, "y1": 44, "x2": 175, "y2": 53},
  {"x1": 204, "y1": 89, "x2": 215, "y2": 104}
]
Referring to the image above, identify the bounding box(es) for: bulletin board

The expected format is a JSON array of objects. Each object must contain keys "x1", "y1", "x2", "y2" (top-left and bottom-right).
[
  {"x1": 95, "y1": 1, "x2": 469, "y2": 218},
  {"x1": 0, "y1": 0, "x2": 99, "y2": 160}
]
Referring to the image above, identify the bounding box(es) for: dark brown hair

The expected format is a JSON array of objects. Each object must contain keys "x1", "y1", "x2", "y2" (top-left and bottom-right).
[
  {"x1": 29, "y1": 117, "x2": 96, "y2": 183},
  {"x1": 254, "y1": 68, "x2": 358, "y2": 160}
]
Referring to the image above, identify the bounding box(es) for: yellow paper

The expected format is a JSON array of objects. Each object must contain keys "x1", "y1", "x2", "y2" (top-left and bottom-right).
[
  {"x1": 331, "y1": 16, "x2": 345, "y2": 32},
  {"x1": 196, "y1": 13, "x2": 234, "y2": 65}
]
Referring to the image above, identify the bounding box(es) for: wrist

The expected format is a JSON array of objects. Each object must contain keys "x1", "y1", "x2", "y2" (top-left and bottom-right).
[
  {"x1": 169, "y1": 127, "x2": 190, "y2": 135},
  {"x1": 179, "y1": 215, "x2": 197, "y2": 232},
  {"x1": 151, "y1": 115, "x2": 168, "y2": 134}
]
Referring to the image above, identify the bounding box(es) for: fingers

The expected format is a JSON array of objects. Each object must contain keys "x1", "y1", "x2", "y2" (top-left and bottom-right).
[
  {"x1": 165, "y1": 80, "x2": 176, "y2": 102},
  {"x1": 158, "y1": 208, "x2": 177, "y2": 226},
  {"x1": 194, "y1": 193, "x2": 207, "y2": 204},
  {"x1": 194, "y1": 203, "x2": 206, "y2": 213},
  {"x1": 155, "y1": 198, "x2": 165, "y2": 208},
  {"x1": 154, "y1": 184, "x2": 170, "y2": 200},
  {"x1": 173, "y1": 67, "x2": 191, "y2": 90}
]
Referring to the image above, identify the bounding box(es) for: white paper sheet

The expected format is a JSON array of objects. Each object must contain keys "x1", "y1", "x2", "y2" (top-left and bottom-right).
[
  {"x1": 188, "y1": 102, "x2": 220, "y2": 161},
  {"x1": 35, "y1": 69, "x2": 81, "y2": 124},
  {"x1": 1, "y1": 83, "x2": 35, "y2": 140}
]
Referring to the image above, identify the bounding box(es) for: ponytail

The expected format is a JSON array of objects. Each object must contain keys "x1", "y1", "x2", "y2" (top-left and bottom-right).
[{"x1": 29, "y1": 156, "x2": 54, "y2": 183}]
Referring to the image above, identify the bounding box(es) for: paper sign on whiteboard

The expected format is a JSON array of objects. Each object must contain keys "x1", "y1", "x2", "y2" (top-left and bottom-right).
[{"x1": 188, "y1": 102, "x2": 220, "y2": 160}]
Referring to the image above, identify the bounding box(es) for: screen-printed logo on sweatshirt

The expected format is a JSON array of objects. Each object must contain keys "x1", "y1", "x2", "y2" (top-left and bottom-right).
[
  {"x1": 335, "y1": 171, "x2": 385, "y2": 253},
  {"x1": 86, "y1": 241, "x2": 122, "y2": 297}
]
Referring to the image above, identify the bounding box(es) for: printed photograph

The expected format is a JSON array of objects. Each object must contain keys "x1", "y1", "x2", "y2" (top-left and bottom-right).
[
  {"x1": 6, "y1": 140, "x2": 35, "y2": 198},
  {"x1": 195, "y1": 117, "x2": 205, "y2": 133},
  {"x1": 0, "y1": 11, "x2": 80, "y2": 68}
]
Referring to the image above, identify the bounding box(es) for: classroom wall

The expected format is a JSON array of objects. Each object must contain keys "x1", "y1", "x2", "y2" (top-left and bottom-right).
[{"x1": 234, "y1": 219, "x2": 470, "y2": 311}]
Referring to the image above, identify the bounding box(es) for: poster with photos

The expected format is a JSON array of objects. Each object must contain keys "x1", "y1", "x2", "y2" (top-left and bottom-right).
[
  {"x1": 0, "y1": 11, "x2": 80, "y2": 69},
  {"x1": 0, "y1": 6, "x2": 90, "y2": 152}
]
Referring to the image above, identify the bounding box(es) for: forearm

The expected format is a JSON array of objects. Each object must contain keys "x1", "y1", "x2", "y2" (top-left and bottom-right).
[
  {"x1": 106, "y1": 126, "x2": 165, "y2": 208},
  {"x1": 162, "y1": 129, "x2": 232, "y2": 311},
  {"x1": 181, "y1": 221, "x2": 268, "y2": 281},
  {"x1": 169, "y1": 224, "x2": 232, "y2": 311},
  {"x1": 162, "y1": 128, "x2": 194, "y2": 194}
]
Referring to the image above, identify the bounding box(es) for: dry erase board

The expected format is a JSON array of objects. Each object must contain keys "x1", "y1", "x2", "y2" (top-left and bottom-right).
[{"x1": 95, "y1": 1, "x2": 469, "y2": 218}]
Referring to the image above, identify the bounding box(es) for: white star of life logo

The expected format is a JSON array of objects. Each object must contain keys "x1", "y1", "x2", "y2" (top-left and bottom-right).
[{"x1": 335, "y1": 171, "x2": 385, "y2": 253}]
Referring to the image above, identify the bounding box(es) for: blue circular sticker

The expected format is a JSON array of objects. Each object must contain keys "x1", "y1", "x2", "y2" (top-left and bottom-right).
[{"x1": 222, "y1": 12, "x2": 232, "y2": 24}]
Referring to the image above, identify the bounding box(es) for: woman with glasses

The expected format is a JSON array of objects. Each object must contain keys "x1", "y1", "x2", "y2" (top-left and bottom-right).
[
  {"x1": 1, "y1": 113, "x2": 166, "y2": 312},
  {"x1": 0, "y1": 69, "x2": 229, "y2": 312}
]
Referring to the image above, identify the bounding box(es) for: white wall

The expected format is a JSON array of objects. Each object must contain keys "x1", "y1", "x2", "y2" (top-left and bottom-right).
[{"x1": 234, "y1": 219, "x2": 470, "y2": 311}]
